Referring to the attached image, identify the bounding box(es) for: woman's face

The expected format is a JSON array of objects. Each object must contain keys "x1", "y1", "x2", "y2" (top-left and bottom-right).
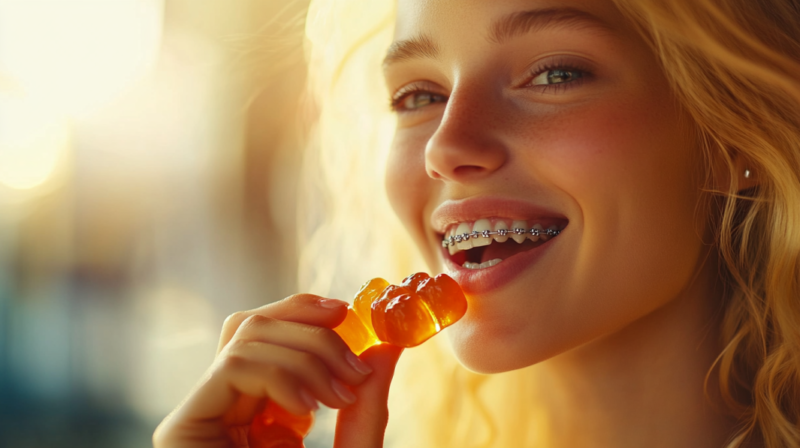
[{"x1": 384, "y1": 0, "x2": 710, "y2": 373}]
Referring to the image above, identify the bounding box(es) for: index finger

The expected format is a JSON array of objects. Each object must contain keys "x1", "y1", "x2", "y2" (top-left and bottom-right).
[{"x1": 217, "y1": 294, "x2": 349, "y2": 354}]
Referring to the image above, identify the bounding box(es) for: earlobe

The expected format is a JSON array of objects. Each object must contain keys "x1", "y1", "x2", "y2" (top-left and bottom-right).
[
  {"x1": 733, "y1": 153, "x2": 760, "y2": 193},
  {"x1": 712, "y1": 151, "x2": 759, "y2": 194}
]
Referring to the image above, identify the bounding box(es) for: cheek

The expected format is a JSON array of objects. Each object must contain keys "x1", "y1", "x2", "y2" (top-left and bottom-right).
[
  {"x1": 545, "y1": 94, "x2": 703, "y2": 311},
  {"x1": 386, "y1": 127, "x2": 435, "y2": 244},
  {"x1": 523, "y1": 86, "x2": 700, "y2": 241},
  {"x1": 555, "y1": 99, "x2": 700, "y2": 292},
  {"x1": 535, "y1": 97, "x2": 694, "y2": 196},
  {"x1": 451, "y1": 91, "x2": 706, "y2": 372}
]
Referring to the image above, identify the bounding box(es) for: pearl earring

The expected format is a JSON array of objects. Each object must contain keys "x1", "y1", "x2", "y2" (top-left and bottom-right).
[{"x1": 744, "y1": 169, "x2": 751, "y2": 179}]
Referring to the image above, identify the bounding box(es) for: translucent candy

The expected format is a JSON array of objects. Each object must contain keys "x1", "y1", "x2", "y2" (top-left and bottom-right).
[
  {"x1": 248, "y1": 400, "x2": 313, "y2": 447},
  {"x1": 334, "y1": 278, "x2": 388, "y2": 355},
  {"x1": 371, "y1": 286, "x2": 439, "y2": 347},
  {"x1": 410, "y1": 273, "x2": 468, "y2": 328},
  {"x1": 251, "y1": 273, "x2": 466, "y2": 447}
]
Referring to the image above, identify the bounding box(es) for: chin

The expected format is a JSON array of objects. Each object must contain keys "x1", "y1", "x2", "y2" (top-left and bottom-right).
[{"x1": 446, "y1": 317, "x2": 552, "y2": 374}]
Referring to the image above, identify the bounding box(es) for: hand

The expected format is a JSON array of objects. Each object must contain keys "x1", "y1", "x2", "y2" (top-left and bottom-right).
[
  {"x1": 153, "y1": 293, "x2": 401, "y2": 448},
  {"x1": 333, "y1": 343, "x2": 404, "y2": 448}
]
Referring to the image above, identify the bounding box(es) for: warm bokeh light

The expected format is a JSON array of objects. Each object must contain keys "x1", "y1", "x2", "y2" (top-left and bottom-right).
[
  {"x1": 0, "y1": 0, "x2": 163, "y2": 192},
  {"x1": 0, "y1": 94, "x2": 68, "y2": 190},
  {"x1": 0, "y1": 0, "x2": 164, "y2": 116},
  {"x1": 0, "y1": 1, "x2": 314, "y2": 446}
]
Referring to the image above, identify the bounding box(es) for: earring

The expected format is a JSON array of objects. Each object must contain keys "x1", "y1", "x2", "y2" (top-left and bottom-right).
[{"x1": 744, "y1": 169, "x2": 751, "y2": 179}]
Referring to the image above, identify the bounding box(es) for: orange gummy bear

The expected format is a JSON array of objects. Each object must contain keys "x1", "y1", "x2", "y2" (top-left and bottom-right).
[{"x1": 249, "y1": 273, "x2": 466, "y2": 447}]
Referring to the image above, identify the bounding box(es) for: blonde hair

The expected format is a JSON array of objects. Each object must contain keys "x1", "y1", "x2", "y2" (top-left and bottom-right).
[
  {"x1": 299, "y1": 0, "x2": 800, "y2": 446},
  {"x1": 609, "y1": 0, "x2": 800, "y2": 446}
]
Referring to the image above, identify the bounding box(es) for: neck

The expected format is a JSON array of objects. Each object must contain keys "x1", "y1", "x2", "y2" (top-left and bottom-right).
[{"x1": 532, "y1": 250, "x2": 738, "y2": 448}]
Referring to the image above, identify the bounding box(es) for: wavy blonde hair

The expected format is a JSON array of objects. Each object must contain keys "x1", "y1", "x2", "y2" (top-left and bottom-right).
[
  {"x1": 609, "y1": 1, "x2": 800, "y2": 446},
  {"x1": 299, "y1": 0, "x2": 800, "y2": 446}
]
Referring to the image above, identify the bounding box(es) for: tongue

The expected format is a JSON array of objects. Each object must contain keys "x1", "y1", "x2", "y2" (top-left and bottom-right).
[{"x1": 481, "y1": 239, "x2": 540, "y2": 263}]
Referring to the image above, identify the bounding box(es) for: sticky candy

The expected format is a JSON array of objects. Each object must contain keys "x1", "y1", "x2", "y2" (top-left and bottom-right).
[
  {"x1": 249, "y1": 400, "x2": 313, "y2": 448},
  {"x1": 249, "y1": 272, "x2": 467, "y2": 446},
  {"x1": 337, "y1": 272, "x2": 467, "y2": 353}
]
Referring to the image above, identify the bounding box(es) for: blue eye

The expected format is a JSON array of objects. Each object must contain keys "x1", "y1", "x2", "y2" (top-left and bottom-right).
[
  {"x1": 530, "y1": 68, "x2": 584, "y2": 86},
  {"x1": 391, "y1": 90, "x2": 447, "y2": 112}
]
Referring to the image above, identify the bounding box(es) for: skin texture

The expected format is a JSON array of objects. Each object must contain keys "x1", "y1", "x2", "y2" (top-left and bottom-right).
[{"x1": 384, "y1": 0, "x2": 753, "y2": 446}]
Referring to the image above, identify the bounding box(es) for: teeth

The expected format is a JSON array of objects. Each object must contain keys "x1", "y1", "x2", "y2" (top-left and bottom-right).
[
  {"x1": 441, "y1": 220, "x2": 563, "y2": 253},
  {"x1": 493, "y1": 221, "x2": 509, "y2": 243},
  {"x1": 511, "y1": 220, "x2": 527, "y2": 244},
  {"x1": 462, "y1": 258, "x2": 503, "y2": 270},
  {"x1": 482, "y1": 258, "x2": 502, "y2": 268},
  {"x1": 472, "y1": 219, "x2": 492, "y2": 247},
  {"x1": 542, "y1": 225, "x2": 558, "y2": 241},
  {"x1": 455, "y1": 223, "x2": 473, "y2": 250},
  {"x1": 529, "y1": 223, "x2": 544, "y2": 242}
]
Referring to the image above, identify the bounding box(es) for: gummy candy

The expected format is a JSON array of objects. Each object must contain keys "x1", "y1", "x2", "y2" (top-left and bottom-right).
[
  {"x1": 249, "y1": 273, "x2": 467, "y2": 446},
  {"x1": 337, "y1": 273, "x2": 467, "y2": 352},
  {"x1": 249, "y1": 400, "x2": 313, "y2": 448}
]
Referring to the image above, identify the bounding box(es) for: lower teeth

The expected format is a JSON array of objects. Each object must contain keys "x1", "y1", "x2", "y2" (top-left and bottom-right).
[{"x1": 463, "y1": 258, "x2": 503, "y2": 270}]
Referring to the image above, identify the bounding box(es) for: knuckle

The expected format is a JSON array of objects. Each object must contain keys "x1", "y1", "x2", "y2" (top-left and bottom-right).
[
  {"x1": 283, "y1": 293, "x2": 320, "y2": 305},
  {"x1": 222, "y1": 311, "x2": 246, "y2": 330},
  {"x1": 240, "y1": 314, "x2": 272, "y2": 330},
  {"x1": 219, "y1": 353, "x2": 248, "y2": 372}
]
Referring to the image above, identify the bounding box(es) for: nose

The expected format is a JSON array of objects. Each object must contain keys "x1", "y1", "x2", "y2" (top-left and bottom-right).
[{"x1": 425, "y1": 85, "x2": 508, "y2": 183}]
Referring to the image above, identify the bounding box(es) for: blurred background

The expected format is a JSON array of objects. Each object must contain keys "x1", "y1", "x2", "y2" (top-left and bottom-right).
[{"x1": 0, "y1": 0, "x2": 320, "y2": 446}]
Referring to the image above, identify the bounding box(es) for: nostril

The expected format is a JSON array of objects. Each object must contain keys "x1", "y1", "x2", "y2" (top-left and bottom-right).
[{"x1": 453, "y1": 165, "x2": 486, "y2": 177}]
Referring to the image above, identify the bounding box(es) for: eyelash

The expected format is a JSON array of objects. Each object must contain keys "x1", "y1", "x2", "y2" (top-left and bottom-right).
[
  {"x1": 389, "y1": 82, "x2": 447, "y2": 113},
  {"x1": 389, "y1": 60, "x2": 593, "y2": 113},
  {"x1": 527, "y1": 60, "x2": 592, "y2": 94}
]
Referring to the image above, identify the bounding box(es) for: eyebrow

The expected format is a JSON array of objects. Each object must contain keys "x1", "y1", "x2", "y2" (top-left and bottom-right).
[
  {"x1": 383, "y1": 7, "x2": 614, "y2": 67},
  {"x1": 489, "y1": 7, "x2": 614, "y2": 44},
  {"x1": 383, "y1": 34, "x2": 439, "y2": 67}
]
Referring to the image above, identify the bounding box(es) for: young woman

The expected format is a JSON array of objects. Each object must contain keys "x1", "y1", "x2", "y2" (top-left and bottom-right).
[{"x1": 154, "y1": 0, "x2": 800, "y2": 447}]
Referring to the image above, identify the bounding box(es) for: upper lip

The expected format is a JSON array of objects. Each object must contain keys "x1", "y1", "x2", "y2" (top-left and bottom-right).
[{"x1": 430, "y1": 196, "x2": 569, "y2": 234}]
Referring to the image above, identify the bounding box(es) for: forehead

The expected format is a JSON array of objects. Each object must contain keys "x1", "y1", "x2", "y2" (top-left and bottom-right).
[{"x1": 394, "y1": 0, "x2": 629, "y2": 40}]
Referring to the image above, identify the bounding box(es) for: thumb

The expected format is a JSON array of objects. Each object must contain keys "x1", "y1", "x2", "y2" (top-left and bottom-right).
[{"x1": 333, "y1": 343, "x2": 403, "y2": 448}]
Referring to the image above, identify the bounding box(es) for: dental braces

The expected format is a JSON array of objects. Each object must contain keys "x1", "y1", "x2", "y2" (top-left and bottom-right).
[{"x1": 441, "y1": 227, "x2": 562, "y2": 248}]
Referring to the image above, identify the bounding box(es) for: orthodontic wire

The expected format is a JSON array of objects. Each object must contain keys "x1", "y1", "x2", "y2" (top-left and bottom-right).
[{"x1": 442, "y1": 227, "x2": 562, "y2": 248}]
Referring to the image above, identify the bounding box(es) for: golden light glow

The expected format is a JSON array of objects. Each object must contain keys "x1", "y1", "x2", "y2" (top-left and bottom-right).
[
  {"x1": 0, "y1": 0, "x2": 163, "y2": 192},
  {"x1": 0, "y1": 94, "x2": 68, "y2": 190},
  {"x1": 0, "y1": 0, "x2": 164, "y2": 116}
]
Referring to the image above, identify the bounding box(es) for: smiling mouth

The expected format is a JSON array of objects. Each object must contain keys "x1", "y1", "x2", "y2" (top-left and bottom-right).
[{"x1": 440, "y1": 218, "x2": 567, "y2": 270}]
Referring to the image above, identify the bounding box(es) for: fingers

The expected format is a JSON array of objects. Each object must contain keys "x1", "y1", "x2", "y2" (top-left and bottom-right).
[
  {"x1": 224, "y1": 339, "x2": 361, "y2": 410},
  {"x1": 210, "y1": 297, "x2": 373, "y2": 411},
  {"x1": 156, "y1": 293, "x2": 370, "y2": 448},
  {"x1": 223, "y1": 356, "x2": 315, "y2": 416},
  {"x1": 173, "y1": 342, "x2": 362, "y2": 428},
  {"x1": 217, "y1": 294, "x2": 349, "y2": 354},
  {"x1": 229, "y1": 315, "x2": 373, "y2": 386},
  {"x1": 334, "y1": 344, "x2": 404, "y2": 448}
]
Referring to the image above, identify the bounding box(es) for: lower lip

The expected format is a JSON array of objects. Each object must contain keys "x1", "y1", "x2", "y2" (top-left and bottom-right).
[{"x1": 442, "y1": 232, "x2": 562, "y2": 295}]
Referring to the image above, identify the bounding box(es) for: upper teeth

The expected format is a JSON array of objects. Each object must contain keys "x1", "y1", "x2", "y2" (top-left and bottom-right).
[{"x1": 442, "y1": 219, "x2": 562, "y2": 254}]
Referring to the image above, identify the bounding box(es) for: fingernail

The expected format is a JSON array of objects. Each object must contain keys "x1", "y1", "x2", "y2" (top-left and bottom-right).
[
  {"x1": 299, "y1": 389, "x2": 319, "y2": 411},
  {"x1": 345, "y1": 351, "x2": 373, "y2": 375},
  {"x1": 331, "y1": 379, "x2": 357, "y2": 404},
  {"x1": 318, "y1": 299, "x2": 347, "y2": 309}
]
